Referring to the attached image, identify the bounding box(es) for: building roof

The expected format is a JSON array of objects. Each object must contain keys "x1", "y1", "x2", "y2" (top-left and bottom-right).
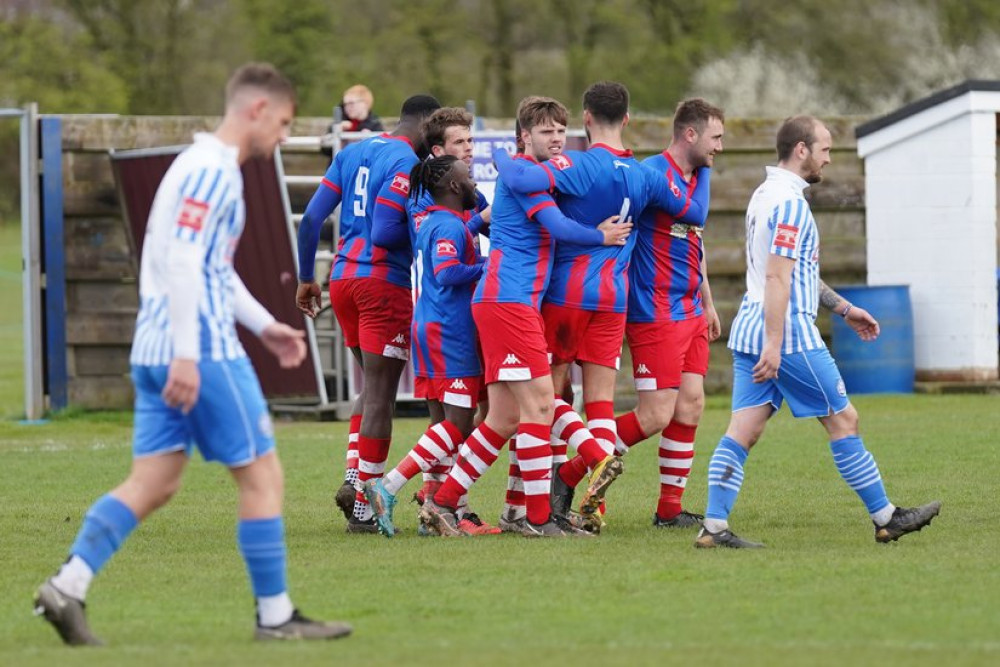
[{"x1": 855, "y1": 79, "x2": 1000, "y2": 139}]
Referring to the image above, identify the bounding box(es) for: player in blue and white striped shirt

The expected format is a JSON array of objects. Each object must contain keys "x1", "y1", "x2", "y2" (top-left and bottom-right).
[
  {"x1": 697, "y1": 116, "x2": 940, "y2": 549},
  {"x1": 35, "y1": 64, "x2": 351, "y2": 645}
]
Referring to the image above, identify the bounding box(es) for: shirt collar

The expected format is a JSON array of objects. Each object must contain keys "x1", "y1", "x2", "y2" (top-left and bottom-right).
[
  {"x1": 194, "y1": 132, "x2": 239, "y2": 164},
  {"x1": 766, "y1": 165, "x2": 810, "y2": 192}
]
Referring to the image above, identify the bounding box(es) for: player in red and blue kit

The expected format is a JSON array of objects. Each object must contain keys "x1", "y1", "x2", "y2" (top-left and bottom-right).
[
  {"x1": 418, "y1": 97, "x2": 631, "y2": 538},
  {"x1": 296, "y1": 94, "x2": 441, "y2": 533},
  {"x1": 362, "y1": 155, "x2": 499, "y2": 537},
  {"x1": 402, "y1": 108, "x2": 497, "y2": 534},
  {"x1": 613, "y1": 98, "x2": 727, "y2": 529},
  {"x1": 407, "y1": 108, "x2": 490, "y2": 249},
  {"x1": 493, "y1": 82, "x2": 711, "y2": 532}
]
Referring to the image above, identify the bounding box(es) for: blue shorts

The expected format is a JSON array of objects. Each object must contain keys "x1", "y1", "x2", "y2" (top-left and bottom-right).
[
  {"x1": 131, "y1": 357, "x2": 276, "y2": 467},
  {"x1": 731, "y1": 348, "x2": 850, "y2": 418}
]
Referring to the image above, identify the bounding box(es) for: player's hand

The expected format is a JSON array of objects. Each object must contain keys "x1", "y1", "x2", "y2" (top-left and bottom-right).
[
  {"x1": 163, "y1": 358, "x2": 200, "y2": 414},
  {"x1": 752, "y1": 344, "x2": 781, "y2": 383},
  {"x1": 261, "y1": 322, "x2": 307, "y2": 368},
  {"x1": 295, "y1": 281, "x2": 322, "y2": 318},
  {"x1": 845, "y1": 306, "x2": 880, "y2": 342},
  {"x1": 480, "y1": 205, "x2": 491, "y2": 225},
  {"x1": 598, "y1": 215, "x2": 631, "y2": 246},
  {"x1": 704, "y1": 305, "x2": 722, "y2": 342}
]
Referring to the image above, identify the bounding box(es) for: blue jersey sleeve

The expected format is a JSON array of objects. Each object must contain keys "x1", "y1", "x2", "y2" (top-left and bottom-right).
[
  {"x1": 430, "y1": 225, "x2": 483, "y2": 285},
  {"x1": 492, "y1": 149, "x2": 554, "y2": 193},
  {"x1": 769, "y1": 198, "x2": 809, "y2": 259},
  {"x1": 540, "y1": 152, "x2": 594, "y2": 197},
  {"x1": 466, "y1": 189, "x2": 490, "y2": 235},
  {"x1": 370, "y1": 158, "x2": 414, "y2": 249},
  {"x1": 644, "y1": 164, "x2": 712, "y2": 226},
  {"x1": 297, "y1": 159, "x2": 343, "y2": 281},
  {"x1": 516, "y1": 190, "x2": 604, "y2": 245}
]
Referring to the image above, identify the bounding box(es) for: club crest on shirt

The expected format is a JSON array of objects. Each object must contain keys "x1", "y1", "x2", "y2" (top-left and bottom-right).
[
  {"x1": 436, "y1": 239, "x2": 457, "y2": 257},
  {"x1": 178, "y1": 197, "x2": 209, "y2": 231},
  {"x1": 668, "y1": 180, "x2": 682, "y2": 198},
  {"x1": 548, "y1": 154, "x2": 573, "y2": 171},
  {"x1": 774, "y1": 224, "x2": 799, "y2": 250},
  {"x1": 390, "y1": 173, "x2": 410, "y2": 196},
  {"x1": 413, "y1": 211, "x2": 428, "y2": 231}
]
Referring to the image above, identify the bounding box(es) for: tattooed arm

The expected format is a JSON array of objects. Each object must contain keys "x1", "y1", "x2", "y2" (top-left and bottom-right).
[{"x1": 818, "y1": 280, "x2": 880, "y2": 341}]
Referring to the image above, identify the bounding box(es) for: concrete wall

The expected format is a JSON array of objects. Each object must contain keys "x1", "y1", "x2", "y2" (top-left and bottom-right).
[
  {"x1": 58, "y1": 114, "x2": 868, "y2": 410},
  {"x1": 860, "y1": 97, "x2": 999, "y2": 381}
]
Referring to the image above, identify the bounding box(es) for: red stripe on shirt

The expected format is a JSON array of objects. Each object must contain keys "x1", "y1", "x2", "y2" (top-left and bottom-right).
[
  {"x1": 369, "y1": 244, "x2": 389, "y2": 281},
  {"x1": 530, "y1": 232, "x2": 551, "y2": 310},
  {"x1": 481, "y1": 249, "x2": 502, "y2": 301},
  {"x1": 434, "y1": 258, "x2": 460, "y2": 275},
  {"x1": 375, "y1": 196, "x2": 405, "y2": 212},
  {"x1": 341, "y1": 238, "x2": 365, "y2": 279},
  {"x1": 426, "y1": 321, "x2": 446, "y2": 376},
  {"x1": 526, "y1": 199, "x2": 556, "y2": 220},
  {"x1": 322, "y1": 178, "x2": 341, "y2": 193},
  {"x1": 598, "y1": 257, "x2": 618, "y2": 311},
  {"x1": 565, "y1": 255, "x2": 589, "y2": 308}
]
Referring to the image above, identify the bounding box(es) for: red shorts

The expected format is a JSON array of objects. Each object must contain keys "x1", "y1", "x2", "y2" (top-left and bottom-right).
[
  {"x1": 413, "y1": 375, "x2": 484, "y2": 408},
  {"x1": 542, "y1": 303, "x2": 625, "y2": 369},
  {"x1": 472, "y1": 302, "x2": 551, "y2": 384},
  {"x1": 626, "y1": 316, "x2": 709, "y2": 391},
  {"x1": 329, "y1": 277, "x2": 412, "y2": 359}
]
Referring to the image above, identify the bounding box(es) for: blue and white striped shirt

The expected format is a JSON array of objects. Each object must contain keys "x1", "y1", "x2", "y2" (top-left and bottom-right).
[
  {"x1": 728, "y1": 166, "x2": 824, "y2": 355},
  {"x1": 131, "y1": 133, "x2": 269, "y2": 366}
]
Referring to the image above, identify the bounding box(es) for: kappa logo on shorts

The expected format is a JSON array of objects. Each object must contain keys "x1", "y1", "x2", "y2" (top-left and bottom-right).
[
  {"x1": 392, "y1": 333, "x2": 407, "y2": 345},
  {"x1": 548, "y1": 154, "x2": 573, "y2": 171},
  {"x1": 636, "y1": 363, "x2": 651, "y2": 375},
  {"x1": 503, "y1": 354, "x2": 522, "y2": 365},
  {"x1": 449, "y1": 379, "x2": 468, "y2": 390},
  {"x1": 389, "y1": 173, "x2": 410, "y2": 196},
  {"x1": 177, "y1": 197, "x2": 209, "y2": 231}
]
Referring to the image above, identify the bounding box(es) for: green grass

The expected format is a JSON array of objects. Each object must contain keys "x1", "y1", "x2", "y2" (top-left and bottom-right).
[
  {"x1": 1, "y1": 395, "x2": 998, "y2": 666},
  {"x1": 0, "y1": 219, "x2": 997, "y2": 665}
]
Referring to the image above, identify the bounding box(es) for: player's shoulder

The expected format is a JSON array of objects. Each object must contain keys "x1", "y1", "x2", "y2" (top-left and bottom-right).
[{"x1": 641, "y1": 152, "x2": 668, "y2": 170}]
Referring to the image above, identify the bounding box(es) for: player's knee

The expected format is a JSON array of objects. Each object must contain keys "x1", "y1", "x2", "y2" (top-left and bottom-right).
[{"x1": 675, "y1": 393, "x2": 705, "y2": 424}]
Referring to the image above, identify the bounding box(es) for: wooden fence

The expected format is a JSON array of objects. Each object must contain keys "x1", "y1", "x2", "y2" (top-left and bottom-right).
[{"x1": 58, "y1": 114, "x2": 868, "y2": 409}]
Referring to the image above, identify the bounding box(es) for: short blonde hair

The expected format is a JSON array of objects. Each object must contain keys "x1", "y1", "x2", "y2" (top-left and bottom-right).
[{"x1": 343, "y1": 84, "x2": 374, "y2": 108}]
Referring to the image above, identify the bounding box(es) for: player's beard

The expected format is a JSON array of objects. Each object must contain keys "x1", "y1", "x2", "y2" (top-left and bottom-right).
[{"x1": 803, "y1": 154, "x2": 824, "y2": 184}]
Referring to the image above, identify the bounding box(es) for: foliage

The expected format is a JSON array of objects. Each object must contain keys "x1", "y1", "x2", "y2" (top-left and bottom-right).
[{"x1": 1, "y1": 1, "x2": 1000, "y2": 119}]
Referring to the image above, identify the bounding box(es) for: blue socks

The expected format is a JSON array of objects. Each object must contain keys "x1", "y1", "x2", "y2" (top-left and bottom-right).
[
  {"x1": 830, "y1": 435, "x2": 891, "y2": 516},
  {"x1": 69, "y1": 494, "x2": 138, "y2": 574},
  {"x1": 705, "y1": 436, "x2": 749, "y2": 522},
  {"x1": 237, "y1": 517, "x2": 287, "y2": 598}
]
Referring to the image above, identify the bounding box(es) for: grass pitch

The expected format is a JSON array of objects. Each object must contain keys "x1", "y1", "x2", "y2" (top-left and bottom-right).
[{"x1": 1, "y1": 223, "x2": 998, "y2": 665}]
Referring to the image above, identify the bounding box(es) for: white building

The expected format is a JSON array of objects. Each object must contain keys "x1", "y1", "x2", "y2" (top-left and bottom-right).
[{"x1": 856, "y1": 80, "x2": 1000, "y2": 382}]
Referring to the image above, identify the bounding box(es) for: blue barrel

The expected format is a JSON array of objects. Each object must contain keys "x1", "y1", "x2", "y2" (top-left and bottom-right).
[{"x1": 830, "y1": 285, "x2": 914, "y2": 394}]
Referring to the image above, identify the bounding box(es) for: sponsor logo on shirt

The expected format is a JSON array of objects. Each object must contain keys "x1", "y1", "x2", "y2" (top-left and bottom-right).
[
  {"x1": 668, "y1": 180, "x2": 681, "y2": 198},
  {"x1": 178, "y1": 197, "x2": 209, "y2": 231},
  {"x1": 774, "y1": 224, "x2": 799, "y2": 250},
  {"x1": 548, "y1": 154, "x2": 573, "y2": 171},
  {"x1": 390, "y1": 173, "x2": 410, "y2": 196},
  {"x1": 612, "y1": 160, "x2": 631, "y2": 169},
  {"x1": 413, "y1": 211, "x2": 428, "y2": 231},
  {"x1": 436, "y1": 239, "x2": 458, "y2": 257}
]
